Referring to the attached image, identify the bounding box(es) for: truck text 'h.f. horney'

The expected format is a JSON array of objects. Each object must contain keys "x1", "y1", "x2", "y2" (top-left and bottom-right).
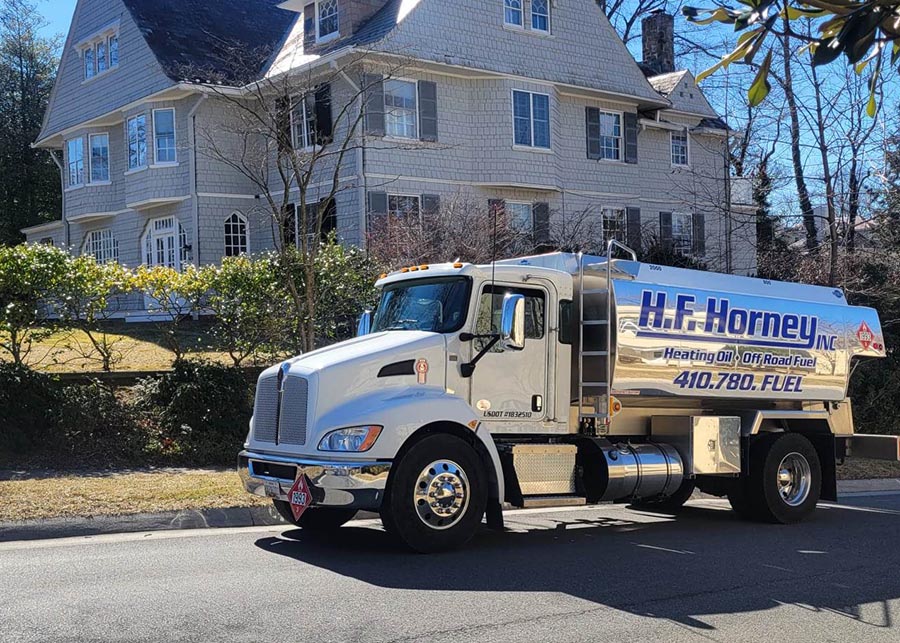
[{"x1": 240, "y1": 241, "x2": 899, "y2": 552}]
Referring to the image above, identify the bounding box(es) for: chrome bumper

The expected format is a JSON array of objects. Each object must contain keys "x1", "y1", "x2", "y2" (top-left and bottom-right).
[{"x1": 238, "y1": 450, "x2": 391, "y2": 509}]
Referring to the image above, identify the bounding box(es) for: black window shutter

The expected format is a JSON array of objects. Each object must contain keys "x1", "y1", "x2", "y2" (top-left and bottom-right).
[
  {"x1": 275, "y1": 96, "x2": 291, "y2": 154},
  {"x1": 692, "y1": 213, "x2": 706, "y2": 256},
  {"x1": 418, "y1": 81, "x2": 438, "y2": 142},
  {"x1": 363, "y1": 74, "x2": 385, "y2": 137},
  {"x1": 626, "y1": 207, "x2": 642, "y2": 252},
  {"x1": 314, "y1": 84, "x2": 333, "y2": 144},
  {"x1": 624, "y1": 112, "x2": 638, "y2": 164},
  {"x1": 421, "y1": 194, "x2": 440, "y2": 223},
  {"x1": 659, "y1": 211, "x2": 673, "y2": 249},
  {"x1": 533, "y1": 202, "x2": 550, "y2": 243},
  {"x1": 303, "y1": 4, "x2": 315, "y2": 49},
  {"x1": 586, "y1": 107, "x2": 601, "y2": 160}
]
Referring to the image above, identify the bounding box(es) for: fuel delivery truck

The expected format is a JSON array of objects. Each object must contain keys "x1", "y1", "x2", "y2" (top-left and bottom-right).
[{"x1": 239, "y1": 241, "x2": 900, "y2": 552}]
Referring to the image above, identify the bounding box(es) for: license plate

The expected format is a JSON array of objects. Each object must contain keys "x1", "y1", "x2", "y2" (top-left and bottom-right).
[{"x1": 264, "y1": 480, "x2": 281, "y2": 498}]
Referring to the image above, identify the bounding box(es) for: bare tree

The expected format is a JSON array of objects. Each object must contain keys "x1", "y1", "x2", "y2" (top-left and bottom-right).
[{"x1": 192, "y1": 49, "x2": 414, "y2": 353}]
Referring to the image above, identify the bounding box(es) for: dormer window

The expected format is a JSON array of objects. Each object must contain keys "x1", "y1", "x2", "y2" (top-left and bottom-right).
[
  {"x1": 79, "y1": 25, "x2": 119, "y2": 81},
  {"x1": 317, "y1": 0, "x2": 338, "y2": 41}
]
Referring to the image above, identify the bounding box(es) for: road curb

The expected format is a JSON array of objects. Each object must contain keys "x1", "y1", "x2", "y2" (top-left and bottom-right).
[
  {"x1": 0, "y1": 505, "x2": 287, "y2": 543},
  {"x1": 0, "y1": 479, "x2": 895, "y2": 542}
]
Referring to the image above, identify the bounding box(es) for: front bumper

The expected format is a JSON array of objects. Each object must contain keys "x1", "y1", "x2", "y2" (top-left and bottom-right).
[{"x1": 238, "y1": 450, "x2": 391, "y2": 510}]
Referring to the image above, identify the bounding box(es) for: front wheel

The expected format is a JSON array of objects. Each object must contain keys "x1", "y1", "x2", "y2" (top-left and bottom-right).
[
  {"x1": 273, "y1": 501, "x2": 357, "y2": 531},
  {"x1": 381, "y1": 434, "x2": 487, "y2": 553}
]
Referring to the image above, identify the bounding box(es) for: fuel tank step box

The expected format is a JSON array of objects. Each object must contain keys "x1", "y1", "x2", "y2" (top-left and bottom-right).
[
  {"x1": 498, "y1": 444, "x2": 578, "y2": 506},
  {"x1": 651, "y1": 416, "x2": 742, "y2": 476}
]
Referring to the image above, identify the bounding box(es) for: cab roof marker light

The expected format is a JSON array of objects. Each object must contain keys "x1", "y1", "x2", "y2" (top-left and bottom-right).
[{"x1": 453, "y1": 262, "x2": 464, "y2": 268}]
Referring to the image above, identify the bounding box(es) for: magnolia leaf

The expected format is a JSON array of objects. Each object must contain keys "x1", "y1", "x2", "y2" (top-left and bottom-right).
[
  {"x1": 748, "y1": 50, "x2": 773, "y2": 106},
  {"x1": 812, "y1": 36, "x2": 844, "y2": 66},
  {"x1": 866, "y1": 91, "x2": 877, "y2": 117},
  {"x1": 785, "y1": 6, "x2": 826, "y2": 18}
]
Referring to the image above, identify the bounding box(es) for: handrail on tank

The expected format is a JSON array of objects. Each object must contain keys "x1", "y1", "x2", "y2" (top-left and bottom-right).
[{"x1": 605, "y1": 239, "x2": 636, "y2": 425}]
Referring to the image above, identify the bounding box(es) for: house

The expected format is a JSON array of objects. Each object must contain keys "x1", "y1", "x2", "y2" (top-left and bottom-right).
[{"x1": 24, "y1": 0, "x2": 756, "y2": 286}]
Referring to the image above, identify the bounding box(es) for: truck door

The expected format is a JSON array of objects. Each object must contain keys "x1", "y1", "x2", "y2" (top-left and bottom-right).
[{"x1": 469, "y1": 283, "x2": 549, "y2": 429}]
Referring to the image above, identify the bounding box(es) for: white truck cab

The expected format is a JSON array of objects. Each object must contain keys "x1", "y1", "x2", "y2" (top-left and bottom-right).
[{"x1": 240, "y1": 244, "x2": 899, "y2": 552}]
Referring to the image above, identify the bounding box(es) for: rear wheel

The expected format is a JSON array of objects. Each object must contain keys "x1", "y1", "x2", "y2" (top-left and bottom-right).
[
  {"x1": 735, "y1": 432, "x2": 821, "y2": 524},
  {"x1": 273, "y1": 501, "x2": 357, "y2": 531},
  {"x1": 381, "y1": 433, "x2": 487, "y2": 553}
]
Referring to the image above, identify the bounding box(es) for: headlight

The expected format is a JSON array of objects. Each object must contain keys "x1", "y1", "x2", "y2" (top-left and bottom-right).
[{"x1": 317, "y1": 425, "x2": 383, "y2": 452}]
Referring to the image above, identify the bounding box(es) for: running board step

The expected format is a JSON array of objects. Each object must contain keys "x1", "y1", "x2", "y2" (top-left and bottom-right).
[{"x1": 520, "y1": 495, "x2": 587, "y2": 509}]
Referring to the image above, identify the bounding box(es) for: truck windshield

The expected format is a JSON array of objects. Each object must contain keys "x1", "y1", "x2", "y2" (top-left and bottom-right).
[{"x1": 372, "y1": 277, "x2": 471, "y2": 333}]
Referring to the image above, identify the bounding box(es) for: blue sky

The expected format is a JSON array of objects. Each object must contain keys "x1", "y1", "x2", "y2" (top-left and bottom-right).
[{"x1": 37, "y1": 0, "x2": 77, "y2": 40}]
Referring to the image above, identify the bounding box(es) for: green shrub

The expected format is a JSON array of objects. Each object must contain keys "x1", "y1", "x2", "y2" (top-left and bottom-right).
[
  {"x1": 54, "y1": 381, "x2": 146, "y2": 464},
  {"x1": 0, "y1": 364, "x2": 65, "y2": 458},
  {"x1": 134, "y1": 360, "x2": 253, "y2": 466}
]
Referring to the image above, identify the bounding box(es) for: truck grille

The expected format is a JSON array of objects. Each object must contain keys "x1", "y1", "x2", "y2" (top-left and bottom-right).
[
  {"x1": 252, "y1": 372, "x2": 309, "y2": 446},
  {"x1": 252, "y1": 374, "x2": 280, "y2": 443},
  {"x1": 278, "y1": 376, "x2": 309, "y2": 445}
]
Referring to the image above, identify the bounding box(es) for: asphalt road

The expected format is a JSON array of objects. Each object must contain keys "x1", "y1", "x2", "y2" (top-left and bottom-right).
[{"x1": 2, "y1": 493, "x2": 900, "y2": 643}]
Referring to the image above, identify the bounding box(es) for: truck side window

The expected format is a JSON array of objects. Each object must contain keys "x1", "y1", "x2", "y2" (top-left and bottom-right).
[
  {"x1": 475, "y1": 285, "x2": 545, "y2": 350},
  {"x1": 559, "y1": 300, "x2": 573, "y2": 344}
]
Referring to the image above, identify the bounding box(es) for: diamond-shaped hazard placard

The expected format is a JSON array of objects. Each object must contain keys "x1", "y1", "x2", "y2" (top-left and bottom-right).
[
  {"x1": 857, "y1": 321, "x2": 874, "y2": 351},
  {"x1": 288, "y1": 475, "x2": 312, "y2": 522}
]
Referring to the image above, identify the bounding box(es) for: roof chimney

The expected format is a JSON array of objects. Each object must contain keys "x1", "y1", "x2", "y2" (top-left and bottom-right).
[{"x1": 641, "y1": 10, "x2": 675, "y2": 75}]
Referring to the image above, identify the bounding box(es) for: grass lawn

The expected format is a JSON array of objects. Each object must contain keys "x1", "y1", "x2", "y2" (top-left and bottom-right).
[
  {"x1": 837, "y1": 457, "x2": 900, "y2": 480},
  {"x1": 0, "y1": 469, "x2": 268, "y2": 522},
  {"x1": 8, "y1": 326, "x2": 236, "y2": 372}
]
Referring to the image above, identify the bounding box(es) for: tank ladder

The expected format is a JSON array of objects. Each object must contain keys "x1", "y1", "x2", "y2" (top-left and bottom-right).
[{"x1": 577, "y1": 239, "x2": 637, "y2": 434}]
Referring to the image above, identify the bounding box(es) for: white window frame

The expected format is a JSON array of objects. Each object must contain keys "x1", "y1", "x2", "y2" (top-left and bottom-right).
[
  {"x1": 108, "y1": 33, "x2": 119, "y2": 67},
  {"x1": 671, "y1": 130, "x2": 690, "y2": 167},
  {"x1": 594, "y1": 109, "x2": 622, "y2": 162},
  {"x1": 511, "y1": 90, "x2": 551, "y2": 150},
  {"x1": 88, "y1": 132, "x2": 110, "y2": 184},
  {"x1": 79, "y1": 27, "x2": 119, "y2": 83},
  {"x1": 66, "y1": 137, "x2": 85, "y2": 189},
  {"x1": 224, "y1": 212, "x2": 249, "y2": 257},
  {"x1": 152, "y1": 108, "x2": 177, "y2": 165},
  {"x1": 83, "y1": 46, "x2": 95, "y2": 80},
  {"x1": 383, "y1": 79, "x2": 419, "y2": 140},
  {"x1": 142, "y1": 216, "x2": 186, "y2": 270},
  {"x1": 600, "y1": 207, "x2": 626, "y2": 244},
  {"x1": 531, "y1": 0, "x2": 551, "y2": 33},
  {"x1": 387, "y1": 194, "x2": 422, "y2": 228},
  {"x1": 503, "y1": 0, "x2": 524, "y2": 28},
  {"x1": 316, "y1": 0, "x2": 339, "y2": 42},
  {"x1": 82, "y1": 228, "x2": 118, "y2": 263},
  {"x1": 290, "y1": 96, "x2": 317, "y2": 150},
  {"x1": 672, "y1": 212, "x2": 693, "y2": 255},
  {"x1": 506, "y1": 201, "x2": 533, "y2": 233},
  {"x1": 126, "y1": 113, "x2": 148, "y2": 171}
]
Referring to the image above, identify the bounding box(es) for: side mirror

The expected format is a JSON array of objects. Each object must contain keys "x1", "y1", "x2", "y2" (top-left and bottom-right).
[
  {"x1": 356, "y1": 310, "x2": 373, "y2": 337},
  {"x1": 499, "y1": 293, "x2": 525, "y2": 351}
]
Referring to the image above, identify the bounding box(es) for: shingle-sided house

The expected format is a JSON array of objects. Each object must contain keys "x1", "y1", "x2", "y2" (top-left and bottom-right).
[{"x1": 25, "y1": 0, "x2": 756, "y2": 282}]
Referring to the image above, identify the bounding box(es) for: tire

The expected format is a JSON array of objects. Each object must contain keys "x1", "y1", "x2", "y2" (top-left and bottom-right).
[
  {"x1": 631, "y1": 478, "x2": 696, "y2": 513},
  {"x1": 382, "y1": 433, "x2": 488, "y2": 553},
  {"x1": 273, "y1": 500, "x2": 357, "y2": 531},
  {"x1": 727, "y1": 482, "x2": 761, "y2": 520},
  {"x1": 743, "y1": 432, "x2": 822, "y2": 524}
]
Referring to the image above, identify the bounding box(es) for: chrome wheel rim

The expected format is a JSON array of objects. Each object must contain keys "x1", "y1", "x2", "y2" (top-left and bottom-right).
[
  {"x1": 413, "y1": 459, "x2": 470, "y2": 530},
  {"x1": 777, "y1": 452, "x2": 812, "y2": 507}
]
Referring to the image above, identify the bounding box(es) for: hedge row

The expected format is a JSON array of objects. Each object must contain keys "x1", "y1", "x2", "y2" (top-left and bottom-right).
[{"x1": 0, "y1": 360, "x2": 253, "y2": 468}]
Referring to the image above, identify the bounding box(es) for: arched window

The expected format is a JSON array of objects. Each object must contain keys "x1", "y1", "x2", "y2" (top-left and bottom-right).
[
  {"x1": 224, "y1": 212, "x2": 249, "y2": 256},
  {"x1": 82, "y1": 228, "x2": 119, "y2": 263}
]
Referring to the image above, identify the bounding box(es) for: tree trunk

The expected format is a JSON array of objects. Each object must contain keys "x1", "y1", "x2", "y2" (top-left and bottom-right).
[
  {"x1": 780, "y1": 21, "x2": 817, "y2": 251},
  {"x1": 808, "y1": 61, "x2": 838, "y2": 285}
]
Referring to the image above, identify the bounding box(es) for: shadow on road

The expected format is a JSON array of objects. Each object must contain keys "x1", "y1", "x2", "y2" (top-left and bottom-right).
[{"x1": 255, "y1": 500, "x2": 900, "y2": 631}]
